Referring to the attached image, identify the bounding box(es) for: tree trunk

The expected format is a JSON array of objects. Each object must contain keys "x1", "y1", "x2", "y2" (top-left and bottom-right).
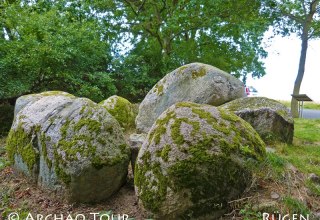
[
  {"x1": 290, "y1": 0, "x2": 319, "y2": 118},
  {"x1": 291, "y1": 27, "x2": 308, "y2": 118},
  {"x1": 291, "y1": 30, "x2": 308, "y2": 118}
]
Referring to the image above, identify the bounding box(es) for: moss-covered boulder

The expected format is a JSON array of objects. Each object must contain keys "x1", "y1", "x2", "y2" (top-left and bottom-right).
[
  {"x1": 221, "y1": 97, "x2": 294, "y2": 144},
  {"x1": 134, "y1": 102, "x2": 266, "y2": 219},
  {"x1": 100, "y1": 95, "x2": 137, "y2": 132},
  {"x1": 136, "y1": 63, "x2": 246, "y2": 133},
  {"x1": 7, "y1": 91, "x2": 131, "y2": 203}
]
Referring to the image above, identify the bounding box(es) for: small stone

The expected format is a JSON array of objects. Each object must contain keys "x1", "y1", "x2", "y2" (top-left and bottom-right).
[
  {"x1": 313, "y1": 212, "x2": 320, "y2": 219},
  {"x1": 252, "y1": 200, "x2": 277, "y2": 212},
  {"x1": 270, "y1": 192, "x2": 280, "y2": 200},
  {"x1": 308, "y1": 173, "x2": 320, "y2": 184},
  {"x1": 129, "y1": 133, "x2": 146, "y2": 174},
  {"x1": 266, "y1": 147, "x2": 276, "y2": 153},
  {"x1": 286, "y1": 164, "x2": 298, "y2": 173}
]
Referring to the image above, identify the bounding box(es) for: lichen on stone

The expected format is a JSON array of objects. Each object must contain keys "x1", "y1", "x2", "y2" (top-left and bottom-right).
[
  {"x1": 154, "y1": 84, "x2": 164, "y2": 96},
  {"x1": 221, "y1": 97, "x2": 294, "y2": 144},
  {"x1": 191, "y1": 67, "x2": 207, "y2": 79},
  {"x1": 6, "y1": 123, "x2": 39, "y2": 172},
  {"x1": 8, "y1": 92, "x2": 131, "y2": 202},
  {"x1": 100, "y1": 96, "x2": 136, "y2": 131},
  {"x1": 135, "y1": 102, "x2": 266, "y2": 219},
  {"x1": 134, "y1": 150, "x2": 169, "y2": 213}
]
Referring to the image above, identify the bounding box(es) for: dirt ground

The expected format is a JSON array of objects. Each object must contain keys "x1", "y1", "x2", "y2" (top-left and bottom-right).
[{"x1": 0, "y1": 164, "x2": 145, "y2": 220}]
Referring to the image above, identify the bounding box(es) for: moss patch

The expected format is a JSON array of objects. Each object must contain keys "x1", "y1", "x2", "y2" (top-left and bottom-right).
[
  {"x1": 74, "y1": 118, "x2": 101, "y2": 134},
  {"x1": 159, "y1": 144, "x2": 171, "y2": 162},
  {"x1": 191, "y1": 67, "x2": 207, "y2": 79},
  {"x1": 168, "y1": 152, "x2": 250, "y2": 218},
  {"x1": 154, "y1": 84, "x2": 164, "y2": 96},
  {"x1": 40, "y1": 91, "x2": 75, "y2": 98},
  {"x1": 40, "y1": 133, "x2": 52, "y2": 169},
  {"x1": 148, "y1": 110, "x2": 176, "y2": 144},
  {"x1": 136, "y1": 102, "x2": 266, "y2": 217},
  {"x1": 6, "y1": 123, "x2": 39, "y2": 172},
  {"x1": 134, "y1": 151, "x2": 169, "y2": 213},
  {"x1": 101, "y1": 96, "x2": 136, "y2": 131},
  {"x1": 177, "y1": 65, "x2": 207, "y2": 79}
]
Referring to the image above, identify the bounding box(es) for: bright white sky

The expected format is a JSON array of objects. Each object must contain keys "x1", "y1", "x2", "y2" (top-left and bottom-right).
[{"x1": 246, "y1": 34, "x2": 320, "y2": 103}]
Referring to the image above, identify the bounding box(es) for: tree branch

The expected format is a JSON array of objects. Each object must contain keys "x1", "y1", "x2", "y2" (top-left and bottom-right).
[
  {"x1": 282, "y1": 11, "x2": 304, "y2": 23},
  {"x1": 123, "y1": 0, "x2": 139, "y2": 16},
  {"x1": 301, "y1": 0, "x2": 307, "y2": 15}
]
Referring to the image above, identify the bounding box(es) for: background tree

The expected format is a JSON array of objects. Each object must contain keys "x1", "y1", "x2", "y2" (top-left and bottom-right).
[
  {"x1": 270, "y1": 0, "x2": 320, "y2": 117},
  {"x1": 1, "y1": 0, "x2": 275, "y2": 104},
  {"x1": 0, "y1": 0, "x2": 116, "y2": 103},
  {"x1": 96, "y1": 0, "x2": 273, "y2": 101}
]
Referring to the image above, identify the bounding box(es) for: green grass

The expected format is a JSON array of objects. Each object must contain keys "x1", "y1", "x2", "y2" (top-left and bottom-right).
[
  {"x1": 283, "y1": 196, "x2": 310, "y2": 216},
  {"x1": 294, "y1": 118, "x2": 320, "y2": 143},
  {"x1": 268, "y1": 118, "x2": 320, "y2": 176},
  {"x1": 246, "y1": 118, "x2": 320, "y2": 217},
  {"x1": 279, "y1": 100, "x2": 320, "y2": 110},
  {"x1": 280, "y1": 145, "x2": 320, "y2": 175}
]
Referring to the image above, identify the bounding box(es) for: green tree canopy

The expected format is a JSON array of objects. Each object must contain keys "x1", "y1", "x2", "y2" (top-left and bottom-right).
[
  {"x1": 94, "y1": 0, "x2": 273, "y2": 101},
  {"x1": 0, "y1": 0, "x2": 116, "y2": 102},
  {"x1": 1, "y1": 0, "x2": 274, "y2": 103}
]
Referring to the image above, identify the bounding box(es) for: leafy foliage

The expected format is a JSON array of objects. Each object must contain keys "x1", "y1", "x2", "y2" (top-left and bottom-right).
[
  {"x1": 0, "y1": 0, "x2": 116, "y2": 102},
  {"x1": 0, "y1": 0, "x2": 274, "y2": 103},
  {"x1": 97, "y1": 0, "x2": 272, "y2": 100}
]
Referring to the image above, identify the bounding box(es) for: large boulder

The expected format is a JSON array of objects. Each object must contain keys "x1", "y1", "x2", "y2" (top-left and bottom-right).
[
  {"x1": 14, "y1": 91, "x2": 74, "y2": 118},
  {"x1": 99, "y1": 95, "x2": 137, "y2": 132},
  {"x1": 221, "y1": 97, "x2": 294, "y2": 144},
  {"x1": 134, "y1": 102, "x2": 266, "y2": 219},
  {"x1": 6, "y1": 91, "x2": 131, "y2": 203},
  {"x1": 136, "y1": 63, "x2": 246, "y2": 133}
]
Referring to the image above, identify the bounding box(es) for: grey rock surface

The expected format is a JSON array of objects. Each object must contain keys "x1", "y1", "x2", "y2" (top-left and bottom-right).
[
  {"x1": 7, "y1": 91, "x2": 131, "y2": 203},
  {"x1": 14, "y1": 91, "x2": 74, "y2": 118},
  {"x1": 221, "y1": 97, "x2": 294, "y2": 144},
  {"x1": 128, "y1": 133, "x2": 146, "y2": 174},
  {"x1": 136, "y1": 63, "x2": 246, "y2": 133},
  {"x1": 135, "y1": 102, "x2": 266, "y2": 219}
]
